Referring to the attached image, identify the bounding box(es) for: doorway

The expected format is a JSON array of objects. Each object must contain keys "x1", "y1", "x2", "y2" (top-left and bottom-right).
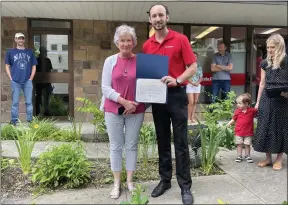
[{"x1": 28, "y1": 19, "x2": 73, "y2": 119}]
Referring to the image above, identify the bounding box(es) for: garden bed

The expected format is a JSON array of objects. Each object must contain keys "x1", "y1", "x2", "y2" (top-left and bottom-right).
[{"x1": 1, "y1": 159, "x2": 225, "y2": 199}]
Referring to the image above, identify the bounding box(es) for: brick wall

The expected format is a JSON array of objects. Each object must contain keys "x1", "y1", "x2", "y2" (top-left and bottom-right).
[
  {"x1": 0, "y1": 18, "x2": 152, "y2": 122},
  {"x1": 1, "y1": 17, "x2": 28, "y2": 122},
  {"x1": 72, "y1": 20, "x2": 153, "y2": 122}
]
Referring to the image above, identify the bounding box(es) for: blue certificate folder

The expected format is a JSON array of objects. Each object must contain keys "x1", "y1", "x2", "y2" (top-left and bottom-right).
[
  {"x1": 135, "y1": 53, "x2": 169, "y2": 104},
  {"x1": 136, "y1": 53, "x2": 169, "y2": 79}
]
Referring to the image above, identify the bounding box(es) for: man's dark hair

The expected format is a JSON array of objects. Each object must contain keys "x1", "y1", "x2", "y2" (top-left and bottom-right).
[
  {"x1": 147, "y1": 3, "x2": 169, "y2": 16},
  {"x1": 217, "y1": 40, "x2": 226, "y2": 47}
]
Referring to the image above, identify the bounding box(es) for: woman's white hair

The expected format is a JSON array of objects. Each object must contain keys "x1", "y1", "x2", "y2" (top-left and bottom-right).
[
  {"x1": 113, "y1": 24, "x2": 137, "y2": 48},
  {"x1": 266, "y1": 34, "x2": 286, "y2": 69}
]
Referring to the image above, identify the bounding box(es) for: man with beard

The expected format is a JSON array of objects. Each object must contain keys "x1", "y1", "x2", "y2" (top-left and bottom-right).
[
  {"x1": 5, "y1": 33, "x2": 37, "y2": 125},
  {"x1": 143, "y1": 4, "x2": 197, "y2": 205}
]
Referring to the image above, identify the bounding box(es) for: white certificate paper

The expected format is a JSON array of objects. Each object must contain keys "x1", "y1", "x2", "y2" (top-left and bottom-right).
[{"x1": 135, "y1": 79, "x2": 167, "y2": 104}]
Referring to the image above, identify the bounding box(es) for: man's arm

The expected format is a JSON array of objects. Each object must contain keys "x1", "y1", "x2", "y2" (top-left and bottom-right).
[
  {"x1": 218, "y1": 54, "x2": 233, "y2": 71},
  {"x1": 29, "y1": 65, "x2": 36, "y2": 80},
  {"x1": 177, "y1": 63, "x2": 197, "y2": 83},
  {"x1": 5, "y1": 64, "x2": 12, "y2": 80},
  {"x1": 211, "y1": 63, "x2": 222, "y2": 72},
  {"x1": 217, "y1": 63, "x2": 233, "y2": 71}
]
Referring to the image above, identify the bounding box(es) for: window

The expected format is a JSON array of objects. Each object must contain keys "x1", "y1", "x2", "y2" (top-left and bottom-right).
[
  {"x1": 51, "y1": 44, "x2": 58, "y2": 51},
  {"x1": 62, "y1": 45, "x2": 68, "y2": 51},
  {"x1": 190, "y1": 26, "x2": 223, "y2": 103}
]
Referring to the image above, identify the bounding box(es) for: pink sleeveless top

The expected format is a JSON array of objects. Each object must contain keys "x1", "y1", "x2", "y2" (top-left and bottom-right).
[{"x1": 104, "y1": 55, "x2": 145, "y2": 114}]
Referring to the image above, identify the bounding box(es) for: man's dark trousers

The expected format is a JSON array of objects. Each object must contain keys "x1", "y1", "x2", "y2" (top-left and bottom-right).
[{"x1": 152, "y1": 86, "x2": 192, "y2": 190}]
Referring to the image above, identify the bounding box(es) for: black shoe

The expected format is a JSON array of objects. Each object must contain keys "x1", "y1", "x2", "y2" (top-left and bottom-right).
[
  {"x1": 9, "y1": 121, "x2": 16, "y2": 126},
  {"x1": 181, "y1": 189, "x2": 194, "y2": 205},
  {"x1": 151, "y1": 181, "x2": 171, "y2": 197}
]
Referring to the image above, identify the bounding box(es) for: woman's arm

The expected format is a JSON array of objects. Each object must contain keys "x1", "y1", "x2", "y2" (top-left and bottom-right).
[
  {"x1": 255, "y1": 69, "x2": 266, "y2": 109},
  {"x1": 101, "y1": 57, "x2": 120, "y2": 102}
]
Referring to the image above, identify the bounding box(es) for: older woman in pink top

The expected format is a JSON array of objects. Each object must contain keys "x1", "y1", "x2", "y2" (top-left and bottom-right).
[{"x1": 101, "y1": 24, "x2": 145, "y2": 199}]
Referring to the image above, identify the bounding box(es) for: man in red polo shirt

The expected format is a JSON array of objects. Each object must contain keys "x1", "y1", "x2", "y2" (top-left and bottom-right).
[{"x1": 143, "y1": 3, "x2": 197, "y2": 205}]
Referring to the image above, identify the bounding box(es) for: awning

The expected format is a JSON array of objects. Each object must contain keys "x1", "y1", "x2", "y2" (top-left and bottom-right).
[{"x1": 1, "y1": 1, "x2": 287, "y2": 26}]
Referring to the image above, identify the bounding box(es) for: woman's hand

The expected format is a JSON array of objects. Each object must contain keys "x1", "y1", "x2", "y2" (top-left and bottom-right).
[
  {"x1": 281, "y1": 92, "x2": 288, "y2": 98},
  {"x1": 123, "y1": 100, "x2": 138, "y2": 115},
  {"x1": 255, "y1": 102, "x2": 259, "y2": 110},
  {"x1": 193, "y1": 82, "x2": 199, "y2": 87}
]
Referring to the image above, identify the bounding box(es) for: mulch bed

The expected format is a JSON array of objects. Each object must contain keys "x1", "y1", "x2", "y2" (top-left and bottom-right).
[{"x1": 1, "y1": 159, "x2": 225, "y2": 199}]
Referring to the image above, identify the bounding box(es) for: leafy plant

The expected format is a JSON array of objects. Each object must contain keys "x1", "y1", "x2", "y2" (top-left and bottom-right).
[
  {"x1": 48, "y1": 95, "x2": 68, "y2": 116},
  {"x1": 14, "y1": 121, "x2": 37, "y2": 175},
  {"x1": 197, "y1": 119, "x2": 226, "y2": 175},
  {"x1": 218, "y1": 125, "x2": 235, "y2": 150},
  {"x1": 1, "y1": 124, "x2": 21, "y2": 140},
  {"x1": 30, "y1": 117, "x2": 59, "y2": 141},
  {"x1": 201, "y1": 91, "x2": 236, "y2": 150},
  {"x1": 32, "y1": 142, "x2": 92, "y2": 188},
  {"x1": 76, "y1": 97, "x2": 106, "y2": 134},
  {"x1": 120, "y1": 184, "x2": 149, "y2": 204},
  {"x1": 203, "y1": 91, "x2": 236, "y2": 125},
  {"x1": 68, "y1": 115, "x2": 82, "y2": 141},
  {"x1": 1, "y1": 158, "x2": 17, "y2": 171},
  {"x1": 282, "y1": 201, "x2": 288, "y2": 205},
  {"x1": 138, "y1": 123, "x2": 157, "y2": 168}
]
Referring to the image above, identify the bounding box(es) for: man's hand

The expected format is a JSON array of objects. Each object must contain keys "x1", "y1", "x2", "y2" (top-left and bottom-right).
[{"x1": 161, "y1": 76, "x2": 177, "y2": 86}]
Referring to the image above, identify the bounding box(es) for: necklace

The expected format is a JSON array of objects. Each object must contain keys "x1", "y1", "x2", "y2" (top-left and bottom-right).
[{"x1": 122, "y1": 58, "x2": 131, "y2": 77}]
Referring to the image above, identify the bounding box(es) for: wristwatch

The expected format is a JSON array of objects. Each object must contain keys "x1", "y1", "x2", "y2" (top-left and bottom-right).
[{"x1": 176, "y1": 78, "x2": 181, "y2": 86}]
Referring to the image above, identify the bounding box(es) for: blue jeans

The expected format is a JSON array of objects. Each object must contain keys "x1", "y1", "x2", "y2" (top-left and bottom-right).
[
  {"x1": 211, "y1": 80, "x2": 231, "y2": 103},
  {"x1": 11, "y1": 80, "x2": 33, "y2": 123}
]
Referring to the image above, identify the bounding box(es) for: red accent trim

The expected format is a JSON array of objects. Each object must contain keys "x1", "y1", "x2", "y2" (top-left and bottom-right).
[{"x1": 200, "y1": 73, "x2": 246, "y2": 86}]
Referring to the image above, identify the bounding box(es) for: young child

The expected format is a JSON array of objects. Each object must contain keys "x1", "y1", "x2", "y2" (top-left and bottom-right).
[{"x1": 227, "y1": 93, "x2": 257, "y2": 163}]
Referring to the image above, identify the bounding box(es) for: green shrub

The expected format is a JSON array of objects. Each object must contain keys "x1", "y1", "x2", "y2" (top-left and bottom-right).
[
  {"x1": 32, "y1": 142, "x2": 92, "y2": 188},
  {"x1": 197, "y1": 121, "x2": 224, "y2": 175},
  {"x1": 30, "y1": 117, "x2": 59, "y2": 141},
  {"x1": 201, "y1": 91, "x2": 236, "y2": 150},
  {"x1": 48, "y1": 95, "x2": 69, "y2": 116},
  {"x1": 75, "y1": 97, "x2": 106, "y2": 133},
  {"x1": 121, "y1": 184, "x2": 149, "y2": 204},
  {"x1": 1, "y1": 124, "x2": 21, "y2": 140},
  {"x1": 138, "y1": 123, "x2": 157, "y2": 168}
]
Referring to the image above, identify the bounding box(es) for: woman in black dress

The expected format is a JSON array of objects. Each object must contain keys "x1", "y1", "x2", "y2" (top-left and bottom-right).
[{"x1": 254, "y1": 34, "x2": 288, "y2": 171}]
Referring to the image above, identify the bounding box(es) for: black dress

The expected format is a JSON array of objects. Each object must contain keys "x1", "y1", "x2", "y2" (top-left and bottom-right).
[{"x1": 254, "y1": 56, "x2": 288, "y2": 154}]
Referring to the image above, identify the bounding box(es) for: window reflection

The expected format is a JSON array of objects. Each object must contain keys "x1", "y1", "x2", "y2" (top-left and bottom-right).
[
  {"x1": 190, "y1": 26, "x2": 223, "y2": 103},
  {"x1": 35, "y1": 83, "x2": 69, "y2": 117}
]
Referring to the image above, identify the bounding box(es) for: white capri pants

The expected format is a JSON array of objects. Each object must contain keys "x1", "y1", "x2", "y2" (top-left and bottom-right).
[{"x1": 105, "y1": 112, "x2": 144, "y2": 172}]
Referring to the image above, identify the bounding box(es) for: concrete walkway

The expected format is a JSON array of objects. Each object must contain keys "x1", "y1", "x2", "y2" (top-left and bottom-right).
[{"x1": 1, "y1": 139, "x2": 287, "y2": 204}]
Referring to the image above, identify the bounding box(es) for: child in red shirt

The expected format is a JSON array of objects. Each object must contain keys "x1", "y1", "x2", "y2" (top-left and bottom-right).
[{"x1": 227, "y1": 93, "x2": 258, "y2": 163}]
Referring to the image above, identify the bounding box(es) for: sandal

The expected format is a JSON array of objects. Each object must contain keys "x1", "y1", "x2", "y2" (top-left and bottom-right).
[
  {"x1": 110, "y1": 184, "x2": 121, "y2": 199},
  {"x1": 273, "y1": 161, "x2": 282, "y2": 171},
  {"x1": 257, "y1": 160, "x2": 272, "y2": 167},
  {"x1": 127, "y1": 182, "x2": 135, "y2": 193}
]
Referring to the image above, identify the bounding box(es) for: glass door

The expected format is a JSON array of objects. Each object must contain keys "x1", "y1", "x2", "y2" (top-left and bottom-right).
[{"x1": 31, "y1": 33, "x2": 72, "y2": 118}]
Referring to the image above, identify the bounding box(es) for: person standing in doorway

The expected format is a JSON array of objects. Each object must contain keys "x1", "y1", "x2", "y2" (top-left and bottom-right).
[
  {"x1": 143, "y1": 4, "x2": 197, "y2": 205},
  {"x1": 186, "y1": 52, "x2": 203, "y2": 124},
  {"x1": 5, "y1": 33, "x2": 37, "y2": 125},
  {"x1": 210, "y1": 41, "x2": 233, "y2": 103}
]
